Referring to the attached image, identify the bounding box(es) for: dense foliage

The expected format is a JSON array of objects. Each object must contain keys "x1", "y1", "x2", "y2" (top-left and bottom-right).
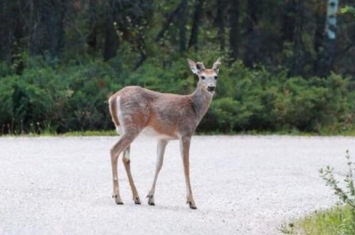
[
  {"x1": 0, "y1": 1, "x2": 354, "y2": 134},
  {"x1": 1, "y1": 55, "x2": 354, "y2": 134}
]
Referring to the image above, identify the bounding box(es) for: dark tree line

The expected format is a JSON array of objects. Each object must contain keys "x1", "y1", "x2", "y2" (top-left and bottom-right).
[
  {"x1": 0, "y1": 0, "x2": 355, "y2": 134},
  {"x1": 0, "y1": 0, "x2": 354, "y2": 78}
]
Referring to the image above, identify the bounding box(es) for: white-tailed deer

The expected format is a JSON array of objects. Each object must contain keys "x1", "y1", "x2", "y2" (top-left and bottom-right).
[{"x1": 108, "y1": 58, "x2": 221, "y2": 209}]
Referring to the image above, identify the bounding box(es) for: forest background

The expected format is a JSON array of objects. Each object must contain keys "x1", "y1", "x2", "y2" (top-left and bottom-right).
[{"x1": 0, "y1": 0, "x2": 354, "y2": 135}]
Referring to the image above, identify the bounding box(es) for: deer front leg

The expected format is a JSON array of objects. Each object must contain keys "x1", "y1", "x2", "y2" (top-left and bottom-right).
[
  {"x1": 147, "y1": 139, "x2": 168, "y2": 206},
  {"x1": 180, "y1": 136, "x2": 197, "y2": 209},
  {"x1": 122, "y1": 146, "x2": 141, "y2": 205},
  {"x1": 110, "y1": 134, "x2": 136, "y2": 205}
]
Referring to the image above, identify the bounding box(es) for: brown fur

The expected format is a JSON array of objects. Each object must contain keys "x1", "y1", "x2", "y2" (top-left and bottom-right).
[
  {"x1": 108, "y1": 58, "x2": 221, "y2": 209},
  {"x1": 109, "y1": 97, "x2": 120, "y2": 127}
]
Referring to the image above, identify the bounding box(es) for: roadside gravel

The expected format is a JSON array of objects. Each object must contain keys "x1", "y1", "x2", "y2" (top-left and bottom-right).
[{"x1": 0, "y1": 136, "x2": 354, "y2": 235}]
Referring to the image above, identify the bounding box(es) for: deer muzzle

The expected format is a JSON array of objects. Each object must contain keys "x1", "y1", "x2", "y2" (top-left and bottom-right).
[{"x1": 207, "y1": 85, "x2": 216, "y2": 92}]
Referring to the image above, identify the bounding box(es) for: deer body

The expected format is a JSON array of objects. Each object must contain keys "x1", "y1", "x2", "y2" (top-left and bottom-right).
[
  {"x1": 108, "y1": 58, "x2": 221, "y2": 209},
  {"x1": 110, "y1": 86, "x2": 212, "y2": 139}
]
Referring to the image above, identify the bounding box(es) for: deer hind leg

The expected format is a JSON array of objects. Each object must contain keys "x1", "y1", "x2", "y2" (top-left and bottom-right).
[
  {"x1": 180, "y1": 136, "x2": 197, "y2": 209},
  {"x1": 122, "y1": 145, "x2": 141, "y2": 204},
  {"x1": 110, "y1": 133, "x2": 137, "y2": 205},
  {"x1": 147, "y1": 139, "x2": 168, "y2": 206}
]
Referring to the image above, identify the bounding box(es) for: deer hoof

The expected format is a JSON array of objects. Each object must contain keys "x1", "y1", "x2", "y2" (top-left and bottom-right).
[
  {"x1": 187, "y1": 201, "x2": 197, "y2": 210},
  {"x1": 147, "y1": 195, "x2": 155, "y2": 206},
  {"x1": 148, "y1": 202, "x2": 155, "y2": 206},
  {"x1": 134, "y1": 197, "x2": 141, "y2": 205},
  {"x1": 112, "y1": 195, "x2": 123, "y2": 205}
]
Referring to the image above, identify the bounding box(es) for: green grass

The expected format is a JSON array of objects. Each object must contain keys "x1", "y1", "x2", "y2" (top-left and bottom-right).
[
  {"x1": 2, "y1": 127, "x2": 355, "y2": 137},
  {"x1": 61, "y1": 130, "x2": 117, "y2": 136},
  {"x1": 0, "y1": 130, "x2": 117, "y2": 137},
  {"x1": 282, "y1": 206, "x2": 355, "y2": 235}
]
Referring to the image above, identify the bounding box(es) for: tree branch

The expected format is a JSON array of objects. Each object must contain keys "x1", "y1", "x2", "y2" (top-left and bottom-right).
[{"x1": 154, "y1": 1, "x2": 185, "y2": 42}]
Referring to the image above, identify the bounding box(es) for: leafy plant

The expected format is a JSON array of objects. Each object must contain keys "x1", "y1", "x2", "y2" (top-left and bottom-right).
[
  {"x1": 284, "y1": 152, "x2": 355, "y2": 235},
  {"x1": 291, "y1": 206, "x2": 354, "y2": 235},
  {"x1": 341, "y1": 6, "x2": 355, "y2": 16},
  {"x1": 1, "y1": 57, "x2": 355, "y2": 135},
  {"x1": 319, "y1": 151, "x2": 355, "y2": 209},
  {"x1": 319, "y1": 150, "x2": 355, "y2": 233}
]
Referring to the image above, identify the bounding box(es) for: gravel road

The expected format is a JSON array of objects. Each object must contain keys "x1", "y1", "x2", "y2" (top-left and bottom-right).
[{"x1": 0, "y1": 136, "x2": 354, "y2": 235}]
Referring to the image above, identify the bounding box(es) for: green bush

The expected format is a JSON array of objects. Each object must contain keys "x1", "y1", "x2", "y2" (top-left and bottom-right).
[
  {"x1": 0, "y1": 58, "x2": 119, "y2": 134},
  {"x1": 0, "y1": 56, "x2": 354, "y2": 135},
  {"x1": 202, "y1": 62, "x2": 355, "y2": 133}
]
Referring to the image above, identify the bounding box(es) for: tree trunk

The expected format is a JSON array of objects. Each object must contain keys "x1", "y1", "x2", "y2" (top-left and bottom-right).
[
  {"x1": 188, "y1": 0, "x2": 204, "y2": 51},
  {"x1": 87, "y1": 0, "x2": 98, "y2": 51},
  {"x1": 281, "y1": 0, "x2": 306, "y2": 76},
  {"x1": 0, "y1": 0, "x2": 11, "y2": 62},
  {"x1": 216, "y1": 0, "x2": 225, "y2": 51},
  {"x1": 290, "y1": 0, "x2": 305, "y2": 76},
  {"x1": 30, "y1": 0, "x2": 46, "y2": 55},
  {"x1": 48, "y1": 0, "x2": 65, "y2": 58},
  {"x1": 313, "y1": 1, "x2": 326, "y2": 75},
  {"x1": 315, "y1": 0, "x2": 339, "y2": 77},
  {"x1": 243, "y1": 0, "x2": 261, "y2": 67},
  {"x1": 229, "y1": 0, "x2": 240, "y2": 63},
  {"x1": 179, "y1": 0, "x2": 188, "y2": 52},
  {"x1": 103, "y1": 0, "x2": 119, "y2": 61},
  {"x1": 30, "y1": 0, "x2": 65, "y2": 58},
  {"x1": 281, "y1": 1, "x2": 296, "y2": 42},
  {"x1": 154, "y1": 1, "x2": 184, "y2": 42}
]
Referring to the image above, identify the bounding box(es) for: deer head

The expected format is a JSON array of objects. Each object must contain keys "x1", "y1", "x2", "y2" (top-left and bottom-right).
[{"x1": 187, "y1": 58, "x2": 221, "y2": 94}]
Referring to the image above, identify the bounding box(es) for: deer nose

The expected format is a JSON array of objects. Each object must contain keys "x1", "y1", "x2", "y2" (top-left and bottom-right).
[{"x1": 207, "y1": 86, "x2": 215, "y2": 92}]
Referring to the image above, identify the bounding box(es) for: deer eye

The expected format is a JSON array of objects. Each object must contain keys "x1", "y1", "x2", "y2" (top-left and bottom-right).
[
  {"x1": 214, "y1": 76, "x2": 218, "y2": 80},
  {"x1": 201, "y1": 76, "x2": 206, "y2": 80}
]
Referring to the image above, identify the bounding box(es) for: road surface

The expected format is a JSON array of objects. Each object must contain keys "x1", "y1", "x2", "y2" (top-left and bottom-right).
[{"x1": 0, "y1": 136, "x2": 354, "y2": 234}]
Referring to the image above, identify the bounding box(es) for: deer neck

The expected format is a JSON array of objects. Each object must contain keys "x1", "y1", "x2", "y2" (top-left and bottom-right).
[{"x1": 190, "y1": 85, "x2": 213, "y2": 121}]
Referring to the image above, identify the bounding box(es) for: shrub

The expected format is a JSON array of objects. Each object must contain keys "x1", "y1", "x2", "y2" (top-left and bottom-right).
[
  {"x1": 284, "y1": 151, "x2": 355, "y2": 235},
  {"x1": 318, "y1": 150, "x2": 355, "y2": 233},
  {"x1": 0, "y1": 56, "x2": 354, "y2": 134}
]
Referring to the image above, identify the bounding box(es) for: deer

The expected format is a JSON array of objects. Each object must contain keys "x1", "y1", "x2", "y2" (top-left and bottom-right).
[{"x1": 108, "y1": 58, "x2": 221, "y2": 209}]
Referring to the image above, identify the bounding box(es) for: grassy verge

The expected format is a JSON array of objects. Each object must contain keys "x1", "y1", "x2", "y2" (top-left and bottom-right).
[
  {"x1": 76, "y1": 129, "x2": 355, "y2": 137},
  {"x1": 2, "y1": 129, "x2": 355, "y2": 137},
  {"x1": 0, "y1": 130, "x2": 117, "y2": 137},
  {"x1": 61, "y1": 130, "x2": 117, "y2": 136},
  {"x1": 281, "y1": 206, "x2": 354, "y2": 235},
  {"x1": 282, "y1": 151, "x2": 355, "y2": 235}
]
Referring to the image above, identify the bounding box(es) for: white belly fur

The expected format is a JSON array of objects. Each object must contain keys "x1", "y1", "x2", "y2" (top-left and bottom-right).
[{"x1": 140, "y1": 126, "x2": 176, "y2": 140}]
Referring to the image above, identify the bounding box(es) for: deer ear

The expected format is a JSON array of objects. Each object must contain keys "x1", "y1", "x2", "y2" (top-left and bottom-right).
[
  {"x1": 196, "y1": 62, "x2": 205, "y2": 71},
  {"x1": 187, "y1": 59, "x2": 201, "y2": 74},
  {"x1": 212, "y1": 58, "x2": 221, "y2": 74}
]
